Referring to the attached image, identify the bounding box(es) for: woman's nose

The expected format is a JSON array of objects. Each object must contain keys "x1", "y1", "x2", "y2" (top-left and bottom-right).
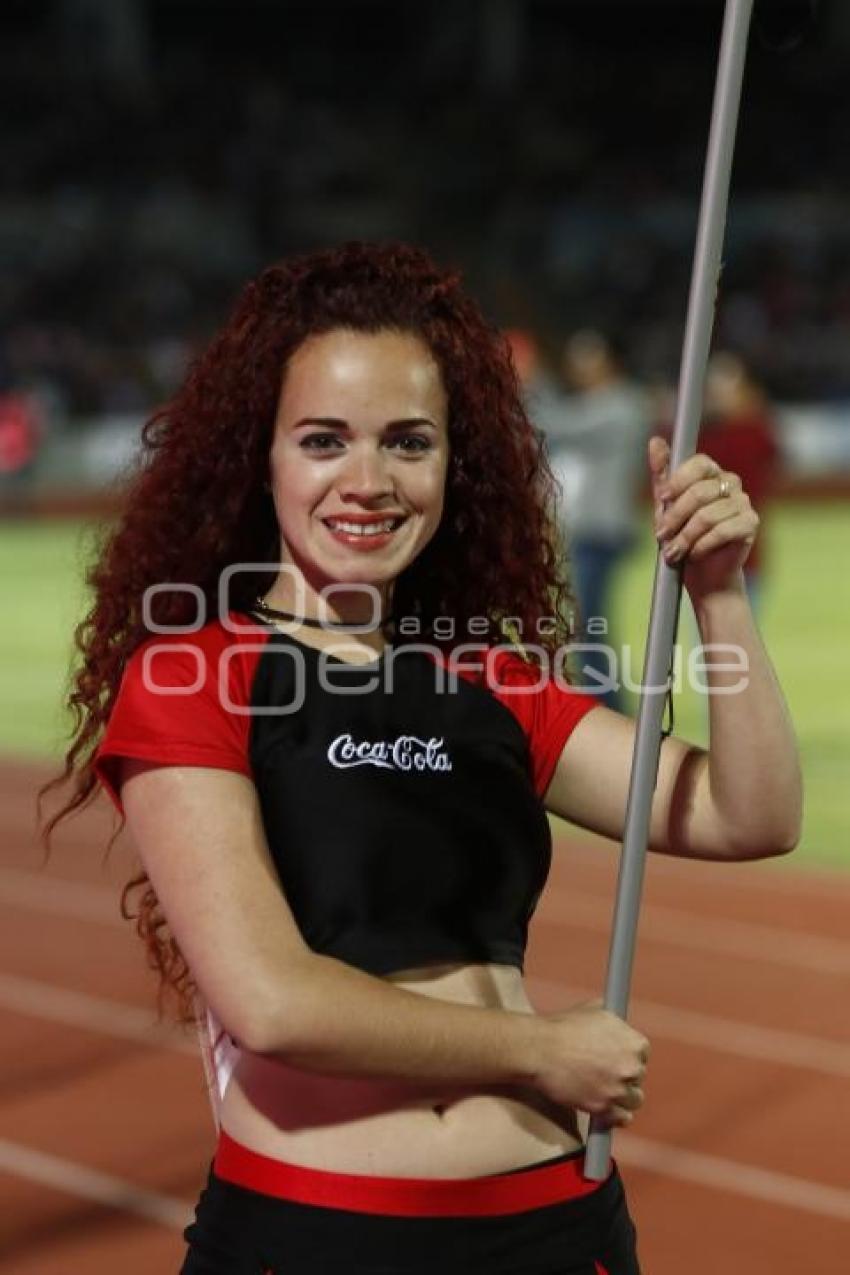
[{"x1": 339, "y1": 445, "x2": 394, "y2": 500}]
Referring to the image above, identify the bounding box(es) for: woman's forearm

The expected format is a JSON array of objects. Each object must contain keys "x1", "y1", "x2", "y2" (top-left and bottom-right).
[
  {"x1": 692, "y1": 574, "x2": 802, "y2": 855},
  {"x1": 253, "y1": 951, "x2": 545, "y2": 1086},
  {"x1": 245, "y1": 952, "x2": 650, "y2": 1126}
]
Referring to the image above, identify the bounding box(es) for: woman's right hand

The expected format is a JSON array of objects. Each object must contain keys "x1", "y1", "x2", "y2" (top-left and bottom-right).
[{"x1": 534, "y1": 1000, "x2": 650, "y2": 1128}]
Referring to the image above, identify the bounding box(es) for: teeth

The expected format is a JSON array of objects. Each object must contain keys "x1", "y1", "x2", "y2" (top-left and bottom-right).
[{"x1": 326, "y1": 518, "x2": 401, "y2": 536}]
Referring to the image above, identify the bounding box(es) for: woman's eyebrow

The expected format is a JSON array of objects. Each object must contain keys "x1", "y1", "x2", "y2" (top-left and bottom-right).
[
  {"x1": 292, "y1": 417, "x2": 438, "y2": 430},
  {"x1": 384, "y1": 417, "x2": 438, "y2": 430},
  {"x1": 292, "y1": 417, "x2": 349, "y2": 430}
]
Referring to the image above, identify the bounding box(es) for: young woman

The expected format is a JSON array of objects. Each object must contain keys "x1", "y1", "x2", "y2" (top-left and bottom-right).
[{"x1": 40, "y1": 241, "x2": 801, "y2": 1275}]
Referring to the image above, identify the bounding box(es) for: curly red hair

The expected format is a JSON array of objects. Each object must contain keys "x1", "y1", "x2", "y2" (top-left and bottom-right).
[{"x1": 38, "y1": 240, "x2": 575, "y2": 1023}]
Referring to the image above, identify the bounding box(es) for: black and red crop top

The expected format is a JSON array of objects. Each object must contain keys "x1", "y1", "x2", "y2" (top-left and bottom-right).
[{"x1": 94, "y1": 611, "x2": 598, "y2": 976}]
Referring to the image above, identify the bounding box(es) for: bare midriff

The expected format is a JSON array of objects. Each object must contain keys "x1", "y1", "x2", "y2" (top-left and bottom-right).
[{"x1": 220, "y1": 961, "x2": 583, "y2": 1179}]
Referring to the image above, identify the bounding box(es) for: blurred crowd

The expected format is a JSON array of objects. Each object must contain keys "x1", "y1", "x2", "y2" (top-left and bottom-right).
[{"x1": 3, "y1": 2, "x2": 850, "y2": 443}]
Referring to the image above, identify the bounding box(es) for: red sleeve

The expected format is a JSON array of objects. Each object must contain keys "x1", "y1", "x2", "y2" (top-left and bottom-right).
[
  {"x1": 93, "y1": 621, "x2": 258, "y2": 818},
  {"x1": 486, "y1": 649, "x2": 600, "y2": 797}
]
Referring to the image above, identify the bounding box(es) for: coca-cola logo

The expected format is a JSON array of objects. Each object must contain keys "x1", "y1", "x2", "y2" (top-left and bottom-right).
[{"x1": 327, "y1": 733, "x2": 452, "y2": 773}]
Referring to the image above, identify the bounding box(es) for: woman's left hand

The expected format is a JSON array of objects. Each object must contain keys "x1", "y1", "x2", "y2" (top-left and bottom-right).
[{"x1": 648, "y1": 435, "x2": 759, "y2": 601}]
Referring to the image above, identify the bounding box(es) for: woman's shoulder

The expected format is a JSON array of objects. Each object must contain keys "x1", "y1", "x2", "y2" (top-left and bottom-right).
[
  {"x1": 113, "y1": 610, "x2": 272, "y2": 708},
  {"x1": 96, "y1": 610, "x2": 260, "y2": 816},
  {"x1": 126, "y1": 608, "x2": 269, "y2": 665},
  {"x1": 430, "y1": 639, "x2": 598, "y2": 797}
]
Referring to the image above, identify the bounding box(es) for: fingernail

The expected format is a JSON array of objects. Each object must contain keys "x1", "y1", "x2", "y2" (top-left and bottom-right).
[
  {"x1": 658, "y1": 484, "x2": 672, "y2": 500},
  {"x1": 663, "y1": 540, "x2": 682, "y2": 563}
]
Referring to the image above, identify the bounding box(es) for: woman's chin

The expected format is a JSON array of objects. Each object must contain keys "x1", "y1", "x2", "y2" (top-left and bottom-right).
[
  {"x1": 315, "y1": 544, "x2": 417, "y2": 588},
  {"x1": 296, "y1": 553, "x2": 395, "y2": 594}
]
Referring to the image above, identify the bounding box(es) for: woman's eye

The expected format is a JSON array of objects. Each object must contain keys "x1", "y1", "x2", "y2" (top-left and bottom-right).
[
  {"x1": 299, "y1": 433, "x2": 432, "y2": 454},
  {"x1": 391, "y1": 435, "x2": 432, "y2": 453},
  {"x1": 301, "y1": 434, "x2": 344, "y2": 451}
]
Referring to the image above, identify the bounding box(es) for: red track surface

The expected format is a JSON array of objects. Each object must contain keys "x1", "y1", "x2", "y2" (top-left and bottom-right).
[{"x1": 3, "y1": 756, "x2": 849, "y2": 1273}]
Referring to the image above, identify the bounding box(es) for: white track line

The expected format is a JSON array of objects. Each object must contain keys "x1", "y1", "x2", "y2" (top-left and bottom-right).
[
  {"x1": 4, "y1": 969, "x2": 850, "y2": 1086},
  {"x1": 543, "y1": 889, "x2": 850, "y2": 976},
  {"x1": 618, "y1": 1134, "x2": 850, "y2": 1222},
  {"x1": 0, "y1": 1138, "x2": 191, "y2": 1230},
  {"x1": 1, "y1": 1132, "x2": 846, "y2": 1230},
  {"x1": 0, "y1": 973, "x2": 195, "y2": 1054},
  {"x1": 552, "y1": 834, "x2": 850, "y2": 899},
  {"x1": 528, "y1": 978, "x2": 850, "y2": 1078},
  {"x1": 7, "y1": 865, "x2": 850, "y2": 978},
  {"x1": 2, "y1": 983, "x2": 848, "y2": 1225}
]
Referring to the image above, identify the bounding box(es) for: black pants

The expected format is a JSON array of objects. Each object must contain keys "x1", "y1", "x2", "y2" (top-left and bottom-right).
[{"x1": 180, "y1": 1158, "x2": 641, "y2": 1275}]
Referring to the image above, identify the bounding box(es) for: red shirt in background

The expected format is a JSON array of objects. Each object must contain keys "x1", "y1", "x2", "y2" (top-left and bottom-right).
[
  {"x1": 0, "y1": 393, "x2": 41, "y2": 475},
  {"x1": 698, "y1": 411, "x2": 780, "y2": 575}
]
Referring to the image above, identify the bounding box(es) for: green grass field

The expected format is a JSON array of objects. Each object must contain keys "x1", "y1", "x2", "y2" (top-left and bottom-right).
[{"x1": 3, "y1": 504, "x2": 848, "y2": 869}]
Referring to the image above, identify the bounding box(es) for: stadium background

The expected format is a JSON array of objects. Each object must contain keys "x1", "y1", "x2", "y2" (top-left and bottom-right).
[{"x1": 2, "y1": 1, "x2": 848, "y2": 1271}]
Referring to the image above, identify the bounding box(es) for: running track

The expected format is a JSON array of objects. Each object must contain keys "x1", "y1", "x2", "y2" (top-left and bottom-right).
[{"x1": 2, "y1": 757, "x2": 849, "y2": 1273}]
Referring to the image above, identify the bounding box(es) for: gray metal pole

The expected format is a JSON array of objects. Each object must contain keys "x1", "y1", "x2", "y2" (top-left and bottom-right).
[{"x1": 583, "y1": 0, "x2": 755, "y2": 1182}]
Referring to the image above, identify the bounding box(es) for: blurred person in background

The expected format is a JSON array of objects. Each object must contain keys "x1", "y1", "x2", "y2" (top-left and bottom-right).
[
  {"x1": 504, "y1": 326, "x2": 564, "y2": 424},
  {"x1": 700, "y1": 351, "x2": 780, "y2": 614},
  {"x1": 542, "y1": 330, "x2": 649, "y2": 711},
  {"x1": 503, "y1": 327, "x2": 540, "y2": 391},
  {"x1": 0, "y1": 371, "x2": 43, "y2": 510}
]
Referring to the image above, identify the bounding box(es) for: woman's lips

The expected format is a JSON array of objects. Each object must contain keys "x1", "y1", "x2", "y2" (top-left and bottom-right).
[{"x1": 321, "y1": 516, "x2": 408, "y2": 551}]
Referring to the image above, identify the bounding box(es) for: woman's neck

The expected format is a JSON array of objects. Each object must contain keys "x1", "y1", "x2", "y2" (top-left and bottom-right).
[{"x1": 258, "y1": 581, "x2": 393, "y2": 632}]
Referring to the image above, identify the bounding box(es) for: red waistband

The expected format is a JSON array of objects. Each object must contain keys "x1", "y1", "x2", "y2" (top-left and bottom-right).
[{"x1": 213, "y1": 1131, "x2": 611, "y2": 1217}]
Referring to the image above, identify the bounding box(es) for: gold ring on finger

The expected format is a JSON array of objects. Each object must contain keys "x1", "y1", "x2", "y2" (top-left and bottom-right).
[{"x1": 718, "y1": 475, "x2": 732, "y2": 500}]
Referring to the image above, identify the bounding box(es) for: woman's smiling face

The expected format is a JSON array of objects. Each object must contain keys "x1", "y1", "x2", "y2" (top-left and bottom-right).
[{"x1": 268, "y1": 328, "x2": 450, "y2": 604}]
